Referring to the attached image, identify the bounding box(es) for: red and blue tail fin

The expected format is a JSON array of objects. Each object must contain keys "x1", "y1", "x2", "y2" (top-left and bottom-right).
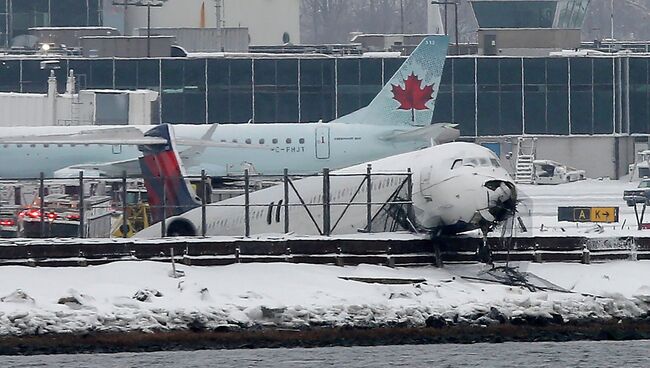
[{"x1": 138, "y1": 124, "x2": 200, "y2": 223}]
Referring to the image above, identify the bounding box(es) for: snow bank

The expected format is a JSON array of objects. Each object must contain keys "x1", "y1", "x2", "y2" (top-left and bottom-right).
[
  {"x1": 0, "y1": 261, "x2": 649, "y2": 335},
  {"x1": 519, "y1": 179, "x2": 640, "y2": 237}
]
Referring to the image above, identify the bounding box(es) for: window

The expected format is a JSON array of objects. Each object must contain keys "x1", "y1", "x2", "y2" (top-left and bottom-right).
[
  {"x1": 275, "y1": 200, "x2": 283, "y2": 223},
  {"x1": 272, "y1": 138, "x2": 278, "y2": 144},
  {"x1": 259, "y1": 138, "x2": 265, "y2": 144},
  {"x1": 245, "y1": 138, "x2": 252, "y2": 144},
  {"x1": 286, "y1": 138, "x2": 292, "y2": 144},
  {"x1": 267, "y1": 202, "x2": 275, "y2": 224},
  {"x1": 232, "y1": 139, "x2": 238, "y2": 143},
  {"x1": 464, "y1": 158, "x2": 479, "y2": 167},
  {"x1": 299, "y1": 138, "x2": 305, "y2": 144}
]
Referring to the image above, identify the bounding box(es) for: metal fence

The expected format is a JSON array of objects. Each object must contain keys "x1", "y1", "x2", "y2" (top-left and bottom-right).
[{"x1": 0, "y1": 166, "x2": 414, "y2": 239}]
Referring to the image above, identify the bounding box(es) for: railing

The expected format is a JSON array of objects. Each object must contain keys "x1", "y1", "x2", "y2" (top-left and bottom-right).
[{"x1": 0, "y1": 165, "x2": 414, "y2": 239}]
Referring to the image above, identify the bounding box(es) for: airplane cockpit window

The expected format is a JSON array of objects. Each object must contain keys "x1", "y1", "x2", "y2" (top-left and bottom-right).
[
  {"x1": 451, "y1": 159, "x2": 462, "y2": 169},
  {"x1": 479, "y1": 157, "x2": 489, "y2": 166},
  {"x1": 463, "y1": 158, "x2": 479, "y2": 167},
  {"x1": 490, "y1": 158, "x2": 500, "y2": 167}
]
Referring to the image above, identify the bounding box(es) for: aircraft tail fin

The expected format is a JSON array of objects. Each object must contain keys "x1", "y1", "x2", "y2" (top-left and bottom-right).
[
  {"x1": 138, "y1": 124, "x2": 201, "y2": 223},
  {"x1": 334, "y1": 35, "x2": 449, "y2": 127}
]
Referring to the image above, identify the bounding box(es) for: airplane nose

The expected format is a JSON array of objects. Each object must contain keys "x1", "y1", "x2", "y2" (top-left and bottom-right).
[{"x1": 480, "y1": 180, "x2": 517, "y2": 223}]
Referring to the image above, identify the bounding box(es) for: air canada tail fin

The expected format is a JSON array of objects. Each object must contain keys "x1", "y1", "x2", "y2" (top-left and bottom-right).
[
  {"x1": 334, "y1": 35, "x2": 449, "y2": 127},
  {"x1": 138, "y1": 124, "x2": 200, "y2": 223}
]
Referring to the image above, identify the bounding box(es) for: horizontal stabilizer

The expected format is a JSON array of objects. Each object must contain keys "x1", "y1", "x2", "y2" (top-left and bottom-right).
[
  {"x1": 60, "y1": 157, "x2": 142, "y2": 177},
  {"x1": 381, "y1": 123, "x2": 459, "y2": 145}
]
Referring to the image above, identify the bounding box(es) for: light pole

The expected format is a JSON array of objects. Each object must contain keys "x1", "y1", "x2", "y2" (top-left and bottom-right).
[
  {"x1": 431, "y1": 1, "x2": 459, "y2": 55},
  {"x1": 400, "y1": 0, "x2": 405, "y2": 34},
  {"x1": 112, "y1": 0, "x2": 167, "y2": 57},
  {"x1": 609, "y1": 0, "x2": 613, "y2": 39}
]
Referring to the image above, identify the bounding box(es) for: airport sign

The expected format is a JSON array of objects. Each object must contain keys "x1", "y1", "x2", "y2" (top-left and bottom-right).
[{"x1": 558, "y1": 206, "x2": 619, "y2": 223}]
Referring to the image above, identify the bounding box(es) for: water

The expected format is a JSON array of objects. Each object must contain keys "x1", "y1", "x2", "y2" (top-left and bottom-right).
[{"x1": 4, "y1": 340, "x2": 650, "y2": 367}]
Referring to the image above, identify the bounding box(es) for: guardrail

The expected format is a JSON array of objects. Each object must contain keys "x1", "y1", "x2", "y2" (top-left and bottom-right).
[{"x1": 0, "y1": 235, "x2": 646, "y2": 268}]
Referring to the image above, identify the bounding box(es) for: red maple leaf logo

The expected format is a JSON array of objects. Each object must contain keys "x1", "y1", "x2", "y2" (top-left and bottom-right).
[{"x1": 391, "y1": 73, "x2": 434, "y2": 121}]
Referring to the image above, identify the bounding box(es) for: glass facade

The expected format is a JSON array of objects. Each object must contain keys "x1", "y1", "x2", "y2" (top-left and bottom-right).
[
  {"x1": 555, "y1": 0, "x2": 590, "y2": 28},
  {"x1": 470, "y1": 0, "x2": 590, "y2": 29},
  {"x1": 472, "y1": 1, "x2": 557, "y2": 28},
  {"x1": 0, "y1": 54, "x2": 646, "y2": 137},
  {"x1": 1, "y1": 0, "x2": 102, "y2": 48}
]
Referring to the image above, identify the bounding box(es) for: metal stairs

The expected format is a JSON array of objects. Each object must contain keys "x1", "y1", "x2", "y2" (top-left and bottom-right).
[{"x1": 515, "y1": 137, "x2": 537, "y2": 184}]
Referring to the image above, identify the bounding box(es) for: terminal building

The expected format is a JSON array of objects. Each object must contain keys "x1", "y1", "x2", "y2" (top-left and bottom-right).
[{"x1": 0, "y1": 0, "x2": 647, "y2": 180}]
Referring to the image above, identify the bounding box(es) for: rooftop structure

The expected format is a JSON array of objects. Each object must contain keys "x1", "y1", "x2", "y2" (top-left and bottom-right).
[
  {"x1": 0, "y1": 69, "x2": 158, "y2": 127},
  {"x1": 470, "y1": 0, "x2": 590, "y2": 29},
  {"x1": 470, "y1": 0, "x2": 592, "y2": 55}
]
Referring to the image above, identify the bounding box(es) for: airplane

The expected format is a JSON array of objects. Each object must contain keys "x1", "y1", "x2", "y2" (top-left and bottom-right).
[
  {"x1": 135, "y1": 124, "x2": 517, "y2": 238},
  {"x1": 0, "y1": 35, "x2": 456, "y2": 180}
]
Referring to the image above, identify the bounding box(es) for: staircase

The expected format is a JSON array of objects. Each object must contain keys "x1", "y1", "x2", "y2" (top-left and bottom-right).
[{"x1": 515, "y1": 137, "x2": 537, "y2": 184}]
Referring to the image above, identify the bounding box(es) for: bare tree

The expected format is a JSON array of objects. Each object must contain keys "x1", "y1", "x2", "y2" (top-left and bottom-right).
[
  {"x1": 302, "y1": 0, "x2": 650, "y2": 45},
  {"x1": 301, "y1": 0, "x2": 427, "y2": 44}
]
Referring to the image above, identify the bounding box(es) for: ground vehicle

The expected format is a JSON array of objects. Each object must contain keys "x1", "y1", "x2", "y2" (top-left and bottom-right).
[
  {"x1": 623, "y1": 179, "x2": 650, "y2": 206},
  {"x1": 533, "y1": 160, "x2": 586, "y2": 185},
  {"x1": 629, "y1": 150, "x2": 650, "y2": 181},
  {"x1": 0, "y1": 206, "x2": 19, "y2": 238},
  {"x1": 112, "y1": 188, "x2": 151, "y2": 237}
]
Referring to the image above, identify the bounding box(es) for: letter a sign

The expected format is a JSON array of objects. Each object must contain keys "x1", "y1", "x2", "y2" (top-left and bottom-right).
[{"x1": 558, "y1": 207, "x2": 619, "y2": 223}]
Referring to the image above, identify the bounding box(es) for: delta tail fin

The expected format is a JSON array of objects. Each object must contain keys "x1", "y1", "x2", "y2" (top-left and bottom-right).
[
  {"x1": 334, "y1": 35, "x2": 449, "y2": 127},
  {"x1": 138, "y1": 124, "x2": 201, "y2": 223}
]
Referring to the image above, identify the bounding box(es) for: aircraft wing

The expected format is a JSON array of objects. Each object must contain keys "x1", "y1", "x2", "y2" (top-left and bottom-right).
[
  {"x1": 381, "y1": 123, "x2": 460, "y2": 145},
  {"x1": 0, "y1": 125, "x2": 265, "y2": 149},
  {"x1": 0, "y1": 127, "x2": 167, "y2": 146}
]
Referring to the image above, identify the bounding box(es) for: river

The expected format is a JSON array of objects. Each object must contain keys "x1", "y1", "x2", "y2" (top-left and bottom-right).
[{"x1": 4, "y1": 340, "x2": 650, "y2": 367}]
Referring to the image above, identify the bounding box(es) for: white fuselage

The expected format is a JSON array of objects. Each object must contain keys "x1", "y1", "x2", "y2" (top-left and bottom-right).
[
  {"x1": 136, "y1": 142, "x2": 516, "y2": 237},
  {"x1": 0, "y1": 123, "x2": 429, "y2": 179}
]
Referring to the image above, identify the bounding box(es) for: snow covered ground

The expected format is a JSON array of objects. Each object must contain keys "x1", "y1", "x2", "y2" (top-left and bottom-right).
[
  {"x1": 511, "y1": 179, "x2": 643, "y2": 237},
  {"x1": 0, "y1": 179, "x2": 649, "y2": 337},
  {"x1": 0, "y1": 260, "x2": 649, "y2": 335}
]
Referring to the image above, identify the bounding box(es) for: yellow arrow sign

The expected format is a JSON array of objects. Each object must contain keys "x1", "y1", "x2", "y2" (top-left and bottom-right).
[{"x1": 590, "y1": 207, "x2": 618, "y2": 223}]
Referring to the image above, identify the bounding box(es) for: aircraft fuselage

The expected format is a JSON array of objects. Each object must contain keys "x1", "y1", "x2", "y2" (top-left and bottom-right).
[
  {"x1": 136, "y1": 142, "x2": 517, "y2": 237},
  {"x1": 0, "y1": 123, "x2": 430, "y2": 179}
]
